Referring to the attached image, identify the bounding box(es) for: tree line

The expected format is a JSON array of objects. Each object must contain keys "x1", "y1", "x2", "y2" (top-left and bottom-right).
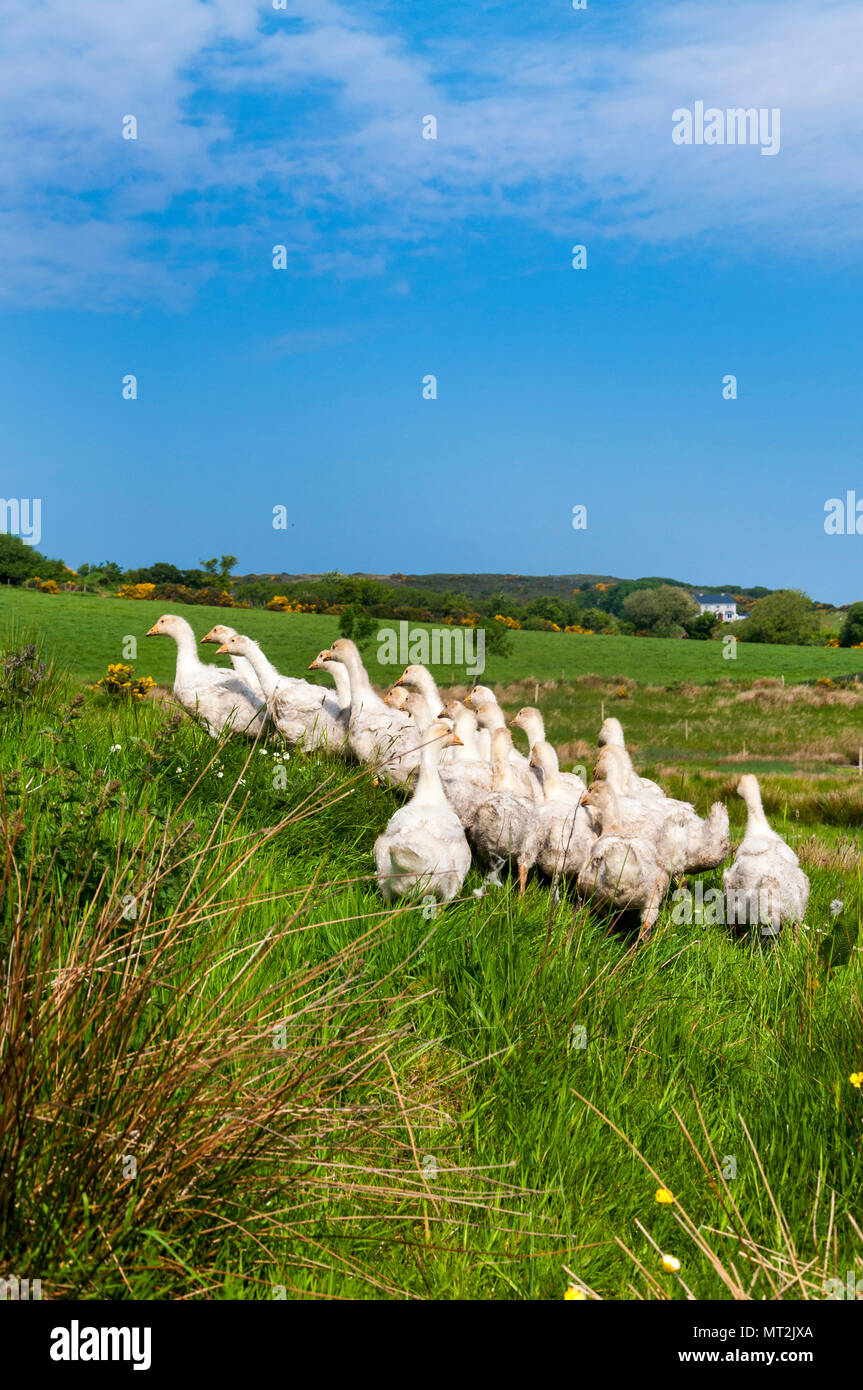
[{"x1": 0, "y1": 532, "x2": 852, "y2": 646}]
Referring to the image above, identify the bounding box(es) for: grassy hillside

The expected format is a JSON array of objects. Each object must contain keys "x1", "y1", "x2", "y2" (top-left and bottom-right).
[
  {"x1": 0, "y1": 633, "x2": 860, "y2": 1300},
  {"x1": 2, "y1": 588, "x2": 861, "y2": 689}
]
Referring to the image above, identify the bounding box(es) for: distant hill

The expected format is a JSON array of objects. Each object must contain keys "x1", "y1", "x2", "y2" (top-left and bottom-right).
[{"x1": 241, "y1": 571, "x2": 783, "y2": 606}]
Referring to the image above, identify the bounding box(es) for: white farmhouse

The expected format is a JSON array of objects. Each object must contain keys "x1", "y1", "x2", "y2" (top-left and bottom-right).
[{"x1": 693, "y1": 591, "x2": 744, "y2": 623}]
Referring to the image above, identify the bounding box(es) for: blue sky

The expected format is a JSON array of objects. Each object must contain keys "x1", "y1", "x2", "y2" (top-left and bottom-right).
[{"x1": 1, "y1": 0, "x2": 861, "y2": 602}]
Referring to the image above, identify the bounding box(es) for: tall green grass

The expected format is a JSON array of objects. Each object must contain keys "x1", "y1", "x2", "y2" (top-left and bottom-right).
[{"x1": 1, "y1": 632, "x2": 861, "y2": 1299}]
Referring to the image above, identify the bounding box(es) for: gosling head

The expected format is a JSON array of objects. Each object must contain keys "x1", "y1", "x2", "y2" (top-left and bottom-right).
[
  {"x1": 737, "y1": 773, "x2": 762, "y2": 806},
  {"x1": 384, "y1": 686, "x2": 409, "y2": 709},
  {"x1": 145, "y1": 614, "x2": 190, "y2": 639},
  {"x1": 511, "y1": 706, "x2": 541, "y2": 729},
  {"x1": 594, "y1": 746, "x2": 632, "y2": 793},
  {"x1": 201, "y1": 624, "x2": 238, "y2": 646},
  {"x1": 425, "y1": 720, "x2": 462, "y2": 750},
  {"x1": 396, "y1": 664, "x2": 433, "y2": 690},
  {"x1": 475, "y1": 701, "x2": 505, "y2": 732},
  {"x1": 215, "y1": 632, "x2": 250, "y2": 657},
  {"x1": 325, "y1": 638, "x2": 358, "y2": 665},
  {"x1": 402, "y1": 691, "x2": 431, "y2": 722},
  {"x1": 598, "y1": 717, "x2": 626, "y2": 749},
  {"x1": 465, "y1": 684, "x2": 496, "y2": 709}
]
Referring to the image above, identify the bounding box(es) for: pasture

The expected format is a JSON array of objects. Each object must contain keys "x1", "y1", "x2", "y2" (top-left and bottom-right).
[
  {"x1": 4, "y1": 587, "x2": 863, "y2": 689},
  {"x1": 1, "y1": 591, "x2": 861, "y2": 1301}
]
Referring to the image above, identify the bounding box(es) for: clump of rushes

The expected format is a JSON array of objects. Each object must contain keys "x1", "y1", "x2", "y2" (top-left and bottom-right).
[
  {"x1": 93, "y1": 662, "x2": 155, "y2": 700},
  {"x1": 0, "y1": 633, "x2": 55, "y2": 718},
  {"x1": 0, "y1": 755, "x2": 522, "y2": 1299}
]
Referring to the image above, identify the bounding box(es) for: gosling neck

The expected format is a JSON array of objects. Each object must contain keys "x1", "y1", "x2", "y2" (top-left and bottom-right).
[
  {"x1": 519, "y1": 711, "x2": 545, "y2": 748},
  {"x1": 338, "y1": 645, "x2": 388, "y2": 714},
  {"x1": 171, "y1": 620, "x2": 203, "y2": 685},
  {"x1": 491, "y1": 730, "x2": 518, "y2": 792},
  {"x1": 409, "y1": 669, "x2": 442, "y2": 713},
  {"x1": 234, "y1": 640, "x2": 282, "y2": 700},
  {"x1": 742, "y1": 779, "x2": 771, "y2": 834},
  {"x1": 414, "y1": 733, "x2": 449, "y2": 806},
  {"x1": 534, "y1": 741, "x2": 563, "y2": 800},
  {"x1": 322, "y1": 660, "x2": 351, "y2": 709},
  {"x1": 447, "y1": 707, "x2": 478, "y2": 759}
]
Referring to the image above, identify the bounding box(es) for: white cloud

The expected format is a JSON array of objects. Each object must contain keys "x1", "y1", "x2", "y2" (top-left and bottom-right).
[{"x1": 1, "y1": 0, "x2": 861, "y2": 306}]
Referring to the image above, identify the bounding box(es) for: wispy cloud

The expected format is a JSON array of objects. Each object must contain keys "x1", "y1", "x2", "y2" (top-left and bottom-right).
[
  {"x1": 267, "y1": 326, "x2": 356, "y2": 356},
  {"x1": 1, "y1": 0, "x2": 861, "y2": 308}
]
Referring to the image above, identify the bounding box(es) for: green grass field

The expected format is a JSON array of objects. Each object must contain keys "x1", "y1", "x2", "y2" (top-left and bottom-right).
[
  {"x1": 4, "y1": 587, "x2": 863, "y2": 689},
  {"x1": 1, "y1": 597, "x2": 861, "y2": 1301}
]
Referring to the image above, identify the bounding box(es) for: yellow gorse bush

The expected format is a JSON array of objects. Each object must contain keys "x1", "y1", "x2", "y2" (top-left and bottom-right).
[
  {"x1": 266, "y1": 595, "x2": 316, "y2": 613},
  {"x1": 93, "y1": 662, "x2": 156, "y2": 701},
  {"x1": 117, "y1": 582, "x2": 157, "y2": 601}
]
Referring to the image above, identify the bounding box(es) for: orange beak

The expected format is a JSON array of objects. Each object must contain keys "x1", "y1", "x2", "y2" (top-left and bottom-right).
[
  {"x1": 145, "y1": 624, "x2": 159, "y2": 636},
  {"x1": 216, "y1": 643, "x2": 229, "y2": 654},
  {"x1": 201, "y1": 629, "x2": 218, "y2": 643},
  {"x1": 451, "y1": 732, "x2": 463, "y2": 746}
]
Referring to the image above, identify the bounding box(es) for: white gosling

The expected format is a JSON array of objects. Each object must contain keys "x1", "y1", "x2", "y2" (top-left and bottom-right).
[
  {"x1": 217, "y1": 633, "x2": 345, "y2": 753},
  {"x1": 474, "y1": 699, "x2": 539, "y2": 800},
  {"x1": 322, "y1": 638, "x2": 420, "y2": 784},
  {"x1": 515, "y1": 713, "x2": 587, "y2": 798},
  {"x1": 594, "y1": 746, "x2": 729, "y2": 875},
  {"x1": 308, "y1": 650, "x2": 352, "y2": 712},
  {"x1": 396, "y1": 665, "x2": 443, "y2": 726},
  {"x1": 530, "y1": 741, "x2": 599, "y2": 879},
  {"x1": 436, "y1": 699, "x2": 495, "y2": 827},
  {"x1": 723, "y1": 774, "x2": 810, "y2": 933},
  {"x1": 470, "y1": 727, "x2": 542, "y2": 893},
  {"x1": 577, "y1": 777, "x2": 671, "y2": 941},
  {"x1": 201, "y1": 623, "x2": 264, "y2": 696},
  {"x1": 374, "y1": 722, "x2": 471, "y2": 904},
  {"x1": 146, "y1": 614, "x2": 266, "y2": 739},
  {"x1": 597, "y1": 717, "x2": 665, "y2": 798}
]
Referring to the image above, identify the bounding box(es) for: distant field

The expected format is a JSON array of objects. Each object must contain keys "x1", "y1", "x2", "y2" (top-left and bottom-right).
[{"x1": 2, "y1": 588, "x2": 861, "y2": 689}]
